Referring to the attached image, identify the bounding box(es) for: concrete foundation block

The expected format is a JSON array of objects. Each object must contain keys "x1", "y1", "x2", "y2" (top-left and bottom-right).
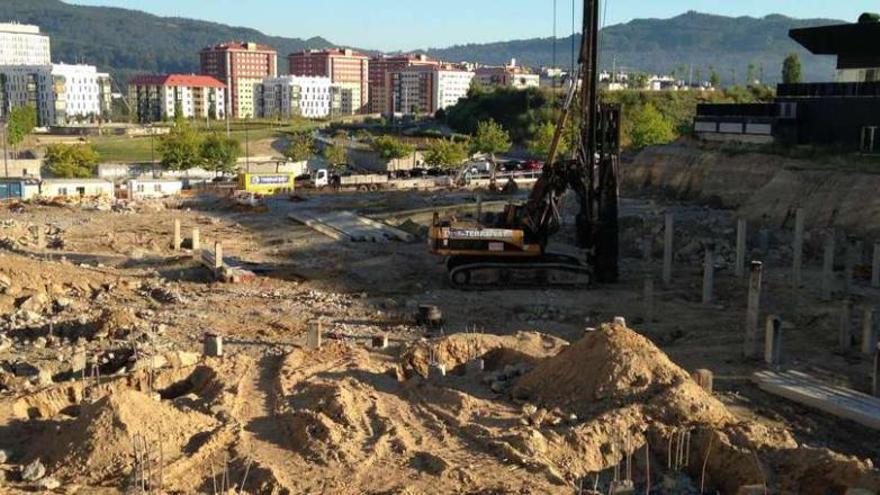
[
  {"x1": 307, "y1": 322, "x2": 322, "y2": 350},
  {"x1": 371, "y1": 334, "x2": 389, "y2": 349},
  {"x1": 691, "y1": 369, "x2": 714, "y2": 393},
  {"x1": 203, "y1": 333, "x2": 223, "y2": 358}
]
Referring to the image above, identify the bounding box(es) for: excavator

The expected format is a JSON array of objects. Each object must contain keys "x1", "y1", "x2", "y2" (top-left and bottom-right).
[{"x1": 429, "y1": 0, "x2": 620, "y2": 289}]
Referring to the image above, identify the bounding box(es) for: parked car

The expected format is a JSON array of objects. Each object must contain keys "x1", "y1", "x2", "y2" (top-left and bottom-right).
[
  {"x1": 502, "y1": 161, "x2": 523, "y2": 172},
  {"x1": 523, "y1": 160, "x2": 543, "y2": 171}
]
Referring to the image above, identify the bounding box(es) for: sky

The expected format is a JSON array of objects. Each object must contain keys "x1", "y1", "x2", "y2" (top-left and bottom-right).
[{"x1": 67, "y1": 0, "x2": 878, "y2": 51}]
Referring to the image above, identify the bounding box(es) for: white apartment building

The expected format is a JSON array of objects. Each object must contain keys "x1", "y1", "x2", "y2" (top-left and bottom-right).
[
  {"x1": 128, "y1": 74, "x2": 226, "y2": 122},
  {"x1": 0, "y1": 23, "x2": 51, "y2": 66},
  {"x1": 0, "y1": 63, "x2": 112, "y2": 126},
  {"x1": 255, "y1": 76, "x2": 333, "y2": 119},
  {"x1": 391, "y1": 65, "x2": 474, "y2": 115},
  {"x1": 331, "y1": 82, "x2": 360, "y2": 116},
  {"x1": 475, "y1": 60, "x2": 540, "y2": 90}
]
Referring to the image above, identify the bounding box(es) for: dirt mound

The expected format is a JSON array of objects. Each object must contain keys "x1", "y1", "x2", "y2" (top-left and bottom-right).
[
  {"x1": 32, "y1": 389, "x2": 217, "y2": 482},
  {"x1": 402, "y1": 331, "x2": 568, "y2": 378},
  {"x1": 513, "y1": 322, "x2": 732, "y2": 425}
]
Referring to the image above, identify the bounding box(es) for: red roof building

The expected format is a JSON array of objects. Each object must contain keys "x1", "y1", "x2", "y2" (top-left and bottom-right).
[{"x1": 128, "y1": 73, "x2": 227, "y2": 122}]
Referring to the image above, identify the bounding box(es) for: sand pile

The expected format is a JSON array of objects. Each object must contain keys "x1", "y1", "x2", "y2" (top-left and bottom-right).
[
  {"x1": 513, "y1": 322, "x2": 732, "y2": 425},
  {"x1": 402, "y1": 331, "x2": 568, "y2": 378},
  {"x1": 31, "y1": 389, "x2": 217, "y2": 482}
]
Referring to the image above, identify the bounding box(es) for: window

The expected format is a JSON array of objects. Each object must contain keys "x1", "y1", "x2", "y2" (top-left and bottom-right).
[{"x1": 58, "y1": 187, "x2": 68, "y2": 196}]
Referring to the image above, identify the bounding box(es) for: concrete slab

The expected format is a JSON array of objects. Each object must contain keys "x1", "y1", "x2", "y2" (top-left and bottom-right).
[{"x1": 753, "y1": 370, "x2": 880, "y2": 430}]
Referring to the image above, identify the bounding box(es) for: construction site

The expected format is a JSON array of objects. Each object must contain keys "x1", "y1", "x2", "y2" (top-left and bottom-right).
[{"x1": 1, "y1": 1, "x2": 880, "y2": 494}]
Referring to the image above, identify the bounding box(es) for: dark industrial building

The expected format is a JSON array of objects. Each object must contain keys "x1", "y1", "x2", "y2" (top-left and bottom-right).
[{"x1": 695, "y1": 14, "x2": 880, "y2": 152}]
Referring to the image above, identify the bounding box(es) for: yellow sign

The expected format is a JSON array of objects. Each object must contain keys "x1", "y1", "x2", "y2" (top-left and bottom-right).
[{"x1": 239, "y1": 174, "x2": 295, "y2": 194}]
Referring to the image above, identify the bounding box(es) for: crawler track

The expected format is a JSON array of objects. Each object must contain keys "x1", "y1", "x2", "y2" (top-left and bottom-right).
[{"x1": 446, "y1": 253, "x2": 592, "y2": 290}]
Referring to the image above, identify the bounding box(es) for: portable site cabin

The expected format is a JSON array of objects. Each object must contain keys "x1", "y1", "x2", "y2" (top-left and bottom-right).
[
  {"x1": 0, "y1": 178, "x2": 40, "y2": 201},
  {"x1": 238, "y1": 173, "x2": 295, "y2": 195},
  {"x1": 126, "y1": 178, "x2": 184, "y2": 200},
  {"x1": 40, "y1": 179, "x2": 115, "y2": 199}
]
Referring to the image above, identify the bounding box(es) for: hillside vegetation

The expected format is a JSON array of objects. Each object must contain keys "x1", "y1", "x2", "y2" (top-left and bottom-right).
[
  {"x1": 427, "y1": 12, "x2": 840, "y2": 83},
  {"x1": 0, "y1": 0, "x2": 335, "y2": 88},
  {"x1": 0, "y1": 2, "x2": 843, "y2": 88},
  {"x1": 443, "y1": 86, "x2": 772, "y2": 152}
]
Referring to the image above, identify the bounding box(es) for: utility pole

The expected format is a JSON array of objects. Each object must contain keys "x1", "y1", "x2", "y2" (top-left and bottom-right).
[
  {"x1": 245, "y1": 118, "x2": 250, "y2": 173},
  {"x1": 2, "y1": 120, "x2": 8, "y2": 201}
]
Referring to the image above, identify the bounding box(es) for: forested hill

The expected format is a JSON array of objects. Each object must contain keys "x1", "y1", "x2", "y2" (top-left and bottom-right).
[
  {"x1": 0, "y1": 2, "x2": 845, "y2": 86},
  {"x1": 0, "y1": 0, "x2": 336, "y2": 88},
  {"x1": 425, "y1": 11, "x2": 843, "y2": 83}
]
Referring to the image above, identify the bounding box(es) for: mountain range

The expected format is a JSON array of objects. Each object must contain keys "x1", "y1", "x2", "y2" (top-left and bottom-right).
[{"x1": 0, "y1": 1, "x2": 843, "y2": 87}]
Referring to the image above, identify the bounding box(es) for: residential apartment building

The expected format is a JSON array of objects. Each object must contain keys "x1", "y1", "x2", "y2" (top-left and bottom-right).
[
  {"x1": 391, "y1": 65, "x2": 474, "y2": 115},
  {"x1": 0, "y1": 63, "x2": 112, "y2": 126},
  {"x1": 255, "y1": 75, "x2": 332, "y2": 119},
  {"x1": 475, "y1": 59, "x2": 540, "y2": 89},
  {"x1": 0, "y1": 23, "x2": 50, "y2": 66},
  {"x1": 369, "y1": 54, "x2": 438, "y2": 114},
  {"x1": 288, "y1": 49, "x2": 369, "y2": 114},
  {"x1": 200, "y1": 42, "x2": 277, "y2": 118},
  {"x1": 128, "y1": 74, "x2": 226, "y2": 122}
]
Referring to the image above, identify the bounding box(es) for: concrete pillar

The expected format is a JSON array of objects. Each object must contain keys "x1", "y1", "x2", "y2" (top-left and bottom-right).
[
  {"x1": 840, "y1": 300, "x2": 852, "y2": 351},
  {"x1": 862, "y1": 308, "x2": 877, "y2": 356},
  {"x1": 307, "y1": 321, "x2": 322, "y2": 350},
  {"x1": 735, "y1": 218, "x2": 747, "y2": 278},
  {"x1": 872, "y1": 243, "x2": 880, "y2": 288},
  {"x1": 822, "y1": 233, "x2": 835, "y2": 301},
  {"x1": 172, "y1": 219, "x2": 181, "y2": 251},
  {"x1": 702, "y1": 246, "x2": 714, "y2": 305},
  {"x1": 642, "y1": 234, "x2": 653, "y2": 262},
  {"x1": 643, "y1": 277, "x2": 655, "y2": 323},
  {"x1": 691, "y1": 369, "x2": 714, "y2": 393},
  {"x1": 844, "y1": 239, "x2": 858, "y2": 295},
  {"x1": 214, "y1": 242, "x2": 223, "y2": 271},
  {"x1": 191, "y1": 228, "x2": 200, "y2": 254},
  {"x1": 792, "y1": 208, "x2": 804, "y2": 288},
  {"x1": 744, "y1": 261, "x2": 764, "y2": 358},
  {"x1": 874, "y1": 344, "x2": 880, "y2": 398},
  {"x1": 764, "y1": 315, "x2": 782, "y2": 366},
  {"x1": 203, "y1": 333, "x2": 223, "y2": 357},
  {"x1": 663, "y1": 213, "x2": 674, "y2": 286}
]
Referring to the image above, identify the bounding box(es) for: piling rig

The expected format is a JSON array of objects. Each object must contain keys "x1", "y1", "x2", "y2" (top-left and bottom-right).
[{"x1": 429, "y1": 0, "x2": 621, "y2": 289}]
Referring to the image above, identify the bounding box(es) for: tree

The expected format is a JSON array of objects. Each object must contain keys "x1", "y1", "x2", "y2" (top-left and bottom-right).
[
  {"x1": 45, "y1": 144, "x2": 99, "y2": 178},
  {"x1": 527, "y1": 121, "x2": 569, "y2": 160},
  {"x1": 371, "y1": 135, "x2": 414, "y2": 161},
  {"x1": 283, "y1": 132, "x2": 315, "y2": 162},
  {"x1": 709, "y1": 67, "x2": 721, "y2": 88},
  {"x1": 630, "y1": 72, "x2": 650, "y2": 90},
  {"x1": 629, "y1": 103, "x2": 675, "y2": 149},
  {"x1": 322, "y1": 144, "x2": 347, "y2": 172},
  {"x1": 158, "y1": 120, "x2": 203, "y2": 170},
  {"x1": 6, "y1": 105, "x2": 37, "y2": 156},
  {"x1": 423, "y1": 139, "x2": 469, "y2": 169},
  {"x1": 472, "y1": 119, "x2": 511, "y2": 180},
  {"x1": 747, "y1": 63, "x2": 757, "y2": 85},
  {"x1": 200, "y1": 133, "x2": 241, "y2": 175},
  {"x1": 782, "y1": 53, "x2": 803, "y2": 84}
]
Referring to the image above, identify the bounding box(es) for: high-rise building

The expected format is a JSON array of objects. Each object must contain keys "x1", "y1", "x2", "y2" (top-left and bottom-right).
[
  {"x1": 200, "y1": 42, "x2": 277, "y2": 119},
  {"x1": 391, "y1": 65, "x2": 474, "y2": 115},
  {"x1": 369, "y1": 54, "x2": 438, "y2": 114},
  {"x1": 288, "y1": 49, "x2": 369, "y2": 114},
  {"x1": 255, "y1": 76, "x2": 332, "y2": 119},
  {"x1": 128, "y1": 74, "x2": 226, "y2": 123},
  {"x1": 0, "y1": 23, "x2": 51, "y2": 66},
  {"x1": 0, "y1": 64, "x2": 112, "y2": 126}
]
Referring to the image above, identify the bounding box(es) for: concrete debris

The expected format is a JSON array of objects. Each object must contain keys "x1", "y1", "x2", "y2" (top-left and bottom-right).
[{"x1": 20, "y1": 459, "x2": 45, "y2": 481}]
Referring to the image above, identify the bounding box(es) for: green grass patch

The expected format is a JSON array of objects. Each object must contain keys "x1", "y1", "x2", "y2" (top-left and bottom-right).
[{"x1": 90, "y1": 119, "x2": 321, "y2": 163}]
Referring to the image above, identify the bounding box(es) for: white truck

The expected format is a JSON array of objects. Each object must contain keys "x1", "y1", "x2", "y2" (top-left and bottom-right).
[
  {"x1": 312, "y1": 169, "x2": 390, "y2": 191},
  {"x1": 308, "y1": 168, "x2": 450, "y2": 192}
]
